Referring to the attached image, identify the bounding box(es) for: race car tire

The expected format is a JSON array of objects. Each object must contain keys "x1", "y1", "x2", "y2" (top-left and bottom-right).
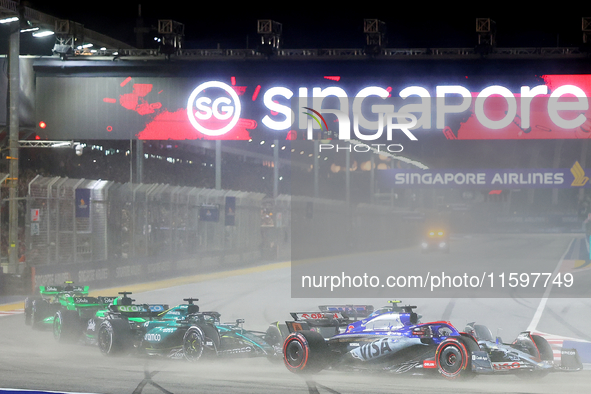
[
  {"x1": 199, "y1": 323, "x2": 220, "y2": 357},
  {"x1": 531, "y1": 335, "x2": 553, "y2": 361},
  {"x1": 31, "y1": 299, "x2": 49, "y2": 330},
  {"x1": 436, "y1": 336, "x2": 474, "y2": 380},
  {"x1": 283, "y1": 330, "x2": 329, "y2": 374},
  {"x1": 97, "y1": 319, "x2": 132, "y2": 356},
  {"x1": 183, "y1": 326, "x2": 206, "y2": 362},
  {"x1": 265, "y1": 323, "x2": 286, "y2": 347},
  {"x1": 515, "y1": 334, "x2": 553, "y2": 380},
  {"x1": 264, "y1": 323, "x2": 289, "y2": 362},
  {"x1": 458, "y1": 334, "x2": 480, "y2": 380},
  {"x1": 53, "y1": 309, "x2": 82, "y2": 343}
]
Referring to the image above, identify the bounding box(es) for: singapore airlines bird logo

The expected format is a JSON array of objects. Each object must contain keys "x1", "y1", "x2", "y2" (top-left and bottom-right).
[{"x1": 571, "y1": 161, "x2": 589, "y2": 187}]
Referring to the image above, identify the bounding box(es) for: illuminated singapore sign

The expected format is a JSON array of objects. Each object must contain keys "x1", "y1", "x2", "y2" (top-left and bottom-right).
[
  {"x1": 36, "y1": 73, "x2": 591, "y2": 141},
  {"x1": 258, "y1": 83, "x2": 589, "y2": 140},
  {"x1": 185, "y1": 78, "x2": 590, "y2": 141}
]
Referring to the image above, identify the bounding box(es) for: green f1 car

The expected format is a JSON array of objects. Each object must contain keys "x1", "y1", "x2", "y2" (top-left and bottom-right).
[
  {"x1": 25, "y1": 281, "x2": 87, "y2": 328},
  {"x1": 48, "y1": 291, "x2": 164, "y2": 346},
  {"x1": 24, "y1": 281, "x2": 116, "y2": 332},
  {"x1": 85, "y1": 295, "x2": 280, "y2": 361},
  {"x1": 52, "y1": 294, "x2": 118, "y2": 343}
]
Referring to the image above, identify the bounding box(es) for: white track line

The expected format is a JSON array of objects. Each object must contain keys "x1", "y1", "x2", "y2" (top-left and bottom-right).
[{"x1": 526, "y1": 237, "x2": 576, "y2": 332}]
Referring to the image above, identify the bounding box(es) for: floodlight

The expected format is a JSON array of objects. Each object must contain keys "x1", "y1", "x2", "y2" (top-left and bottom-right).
[
  {"x1": 0, "y1": 16, "x2": 19, "y2": 24},
  {"x1": 33, "y1": 30, "x2": 54, "y2": 38}
]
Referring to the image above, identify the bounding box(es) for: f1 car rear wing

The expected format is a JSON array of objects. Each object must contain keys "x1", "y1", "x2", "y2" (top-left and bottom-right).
[
  {"x1": 97, "y1": 296, "x2": 117, "y2": 305},
  {"x1": 40, "y1": 284, "x2": 89, "y2": 295},
  {"x1": 70, "y1": 296, "x2": 117, "y2": 308},
  {"x1": 147, "y1": 304, "x2": 169, "y2": 313},
  {"x1": 318, "y1": 305, "x2": 374, "y2": 319},
  {"x1": 284, "y1": 319, "x2": 343, "y2": 338},
  {"x1": 289, "y1": 312, "x2": 346, "y2": 327},
  {"x1": 287, "y1": 305, "x2": 374, "y2": 329},
  {"x1": 109, "y1": 304, "x2": 169, "y2": 316}
]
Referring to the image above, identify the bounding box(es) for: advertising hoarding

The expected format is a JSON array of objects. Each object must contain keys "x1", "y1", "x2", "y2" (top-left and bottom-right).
[{"x1": 34, "y1": 59, "x2": 591, "y2": 142}]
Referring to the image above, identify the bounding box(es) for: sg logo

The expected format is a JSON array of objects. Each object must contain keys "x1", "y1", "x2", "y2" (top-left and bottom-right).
[{"x1": 186, "y1": 81, "x2": 241, "y2": 136}]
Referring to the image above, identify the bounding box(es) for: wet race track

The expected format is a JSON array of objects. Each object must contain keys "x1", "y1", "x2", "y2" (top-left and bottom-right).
[{"x1": 1, "y1": 233, "x2": 591, "y2": 394}]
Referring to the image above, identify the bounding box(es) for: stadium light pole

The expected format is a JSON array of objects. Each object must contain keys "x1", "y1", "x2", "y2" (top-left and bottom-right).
[{"x1": 7, "y1": 12, "x2": 20, "y2": 274}]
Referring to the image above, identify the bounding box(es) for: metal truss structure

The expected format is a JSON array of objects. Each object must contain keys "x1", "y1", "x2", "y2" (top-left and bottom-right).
[
  {"x1": 66, "y1": 45, "x2": 589, "y2": 61},
  {"x1": 18, "y1": 140, "x2": 78, "y2": 148}
]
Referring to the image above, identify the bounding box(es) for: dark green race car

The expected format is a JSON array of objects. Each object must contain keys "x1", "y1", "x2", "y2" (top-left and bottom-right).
[
  {"x1": 24, "y1": 281, "x2": 116, "y2": 332},
  {"x1": 52, "y1": 294, "x2": 118, "y2": 343},
  {"x1": 90, "y1": 296, "x2": 280, "y2": 362},
  {"x1": 25, "y1": 282, "x2": 88, "y2": 328}
]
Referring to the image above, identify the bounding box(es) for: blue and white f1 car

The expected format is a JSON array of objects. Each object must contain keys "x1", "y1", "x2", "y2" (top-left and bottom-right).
[
  {"x1": 282, "y1": 301, "x2": 491, "y2": 380},
  {"x1": 282, "y1": 301, "x2": 583, "y2": 380}
]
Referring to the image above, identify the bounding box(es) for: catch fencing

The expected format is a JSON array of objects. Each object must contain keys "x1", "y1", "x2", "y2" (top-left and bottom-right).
[{"x1": 25, "y1": 176, "x2": 266, "y2": 268}]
